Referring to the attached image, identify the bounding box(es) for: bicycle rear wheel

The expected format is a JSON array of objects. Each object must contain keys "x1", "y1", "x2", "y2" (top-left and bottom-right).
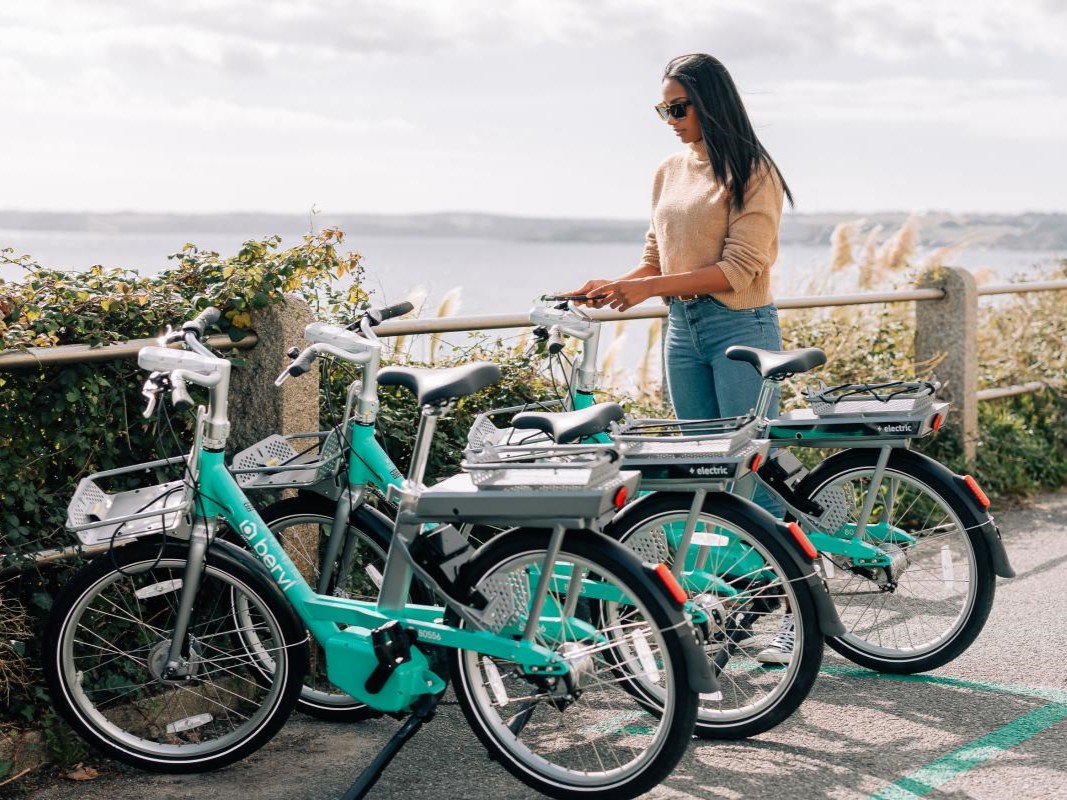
[
  {"x1": 607, "y1": 491, "x2": 823, "y2": 739},
  {"x1": 448, "y1": 528, "x2": 698, "y2": 800},
  {"x1": 793, "y1": 448, "x2": 996, "y2": 673},
  {"x1": 42, "y1": 540, "x2": 307, "y2": 773}
]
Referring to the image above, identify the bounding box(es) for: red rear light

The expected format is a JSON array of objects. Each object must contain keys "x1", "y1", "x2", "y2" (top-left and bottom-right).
[
  {"x1": 613, "y1": 486, "x2": 629, "y2": 509},
  {"x1": 963, "y1": 475, "x2": 991, "y2": 509},
  {"x1": 931, "y1": 413, "x2": 944, "y2": 431},
  {"x1": 750, "y1": 452, "x2": 763, "y2": 473},
  {"x1": 653, "y1": 563, "x2": 688, "y2": 606},
  {"x1": 787, "y1": 522, "x2": 819, "y2": 561}
]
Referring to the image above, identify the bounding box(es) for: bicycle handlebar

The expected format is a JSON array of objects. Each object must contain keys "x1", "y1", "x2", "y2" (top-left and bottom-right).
[
  {"x1": 275, "y1": 320, "x2": 381, "y2": 386},
  {"x1": 181, "y1": 306, "x2": 222, "y2": 339},
  {"x1": 348, "y1": 301, "x2": 414, "y2": 331},
  {"x1": 276, "y1": 347, "x2": 319, "y2": 385},
  {"x1": 529, "y1": 304, "x2": 595, "y2": 338}
]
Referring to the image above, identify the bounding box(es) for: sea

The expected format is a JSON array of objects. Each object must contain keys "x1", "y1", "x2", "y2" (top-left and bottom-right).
[{"x1": 2, "y1": 228, "x2": 1063, "y2": 389}]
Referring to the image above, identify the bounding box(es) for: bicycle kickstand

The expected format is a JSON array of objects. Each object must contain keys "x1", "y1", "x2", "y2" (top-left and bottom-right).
[{"x1": 340, "y1": 692, "x2": 441, "y2": 800}]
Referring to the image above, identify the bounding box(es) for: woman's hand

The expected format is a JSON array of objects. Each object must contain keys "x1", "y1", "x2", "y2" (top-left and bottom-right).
[
  {"x1": 600, "y1": 278, "x2": 656, "y2": 311},
  {"x1": 559, "y1": 279, "x2": 610, "y2": 307}
]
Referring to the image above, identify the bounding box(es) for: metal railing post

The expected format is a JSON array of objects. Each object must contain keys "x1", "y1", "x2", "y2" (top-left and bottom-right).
[{"x1": 915, "y1": 266, "x2": 978, "y2": 464}]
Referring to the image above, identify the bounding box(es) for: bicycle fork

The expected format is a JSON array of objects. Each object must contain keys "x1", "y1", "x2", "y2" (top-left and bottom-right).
[{"x1": 159, "y1": 516, "x2": 217, "y2": 681}]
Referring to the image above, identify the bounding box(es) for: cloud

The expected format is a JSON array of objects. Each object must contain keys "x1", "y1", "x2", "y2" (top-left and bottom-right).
[
  {"x1": 748, "y1": 76, "x2": 1067, "y2": 141},
  {"x1": 5, "y1": 0, "x2": 1066, "y2": 67}
]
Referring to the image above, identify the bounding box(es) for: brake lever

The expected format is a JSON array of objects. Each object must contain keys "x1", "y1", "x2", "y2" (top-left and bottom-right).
[
  {"x1": 141, "y1": 372, "x2": 165, "y2": 419},
  {"x1": 157, "y1": 325, "x2": 185, "y2": 346}
]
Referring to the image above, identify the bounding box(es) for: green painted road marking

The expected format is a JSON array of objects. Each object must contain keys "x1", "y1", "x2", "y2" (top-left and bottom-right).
[
  {"x1": 815, "y1": 664, "x2": 1067, "y2": 799},
  {"x1": 868, "y1": 702, "x2": 1067, "y2": 800},
  {"x1": 821, "y1": 663, "x2": 1067, "y2": 704}
]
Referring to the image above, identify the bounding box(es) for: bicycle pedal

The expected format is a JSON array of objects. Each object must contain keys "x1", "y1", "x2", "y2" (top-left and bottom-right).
[{"x1": 364, "y1": 621, "x2": 419, "y2": 694}]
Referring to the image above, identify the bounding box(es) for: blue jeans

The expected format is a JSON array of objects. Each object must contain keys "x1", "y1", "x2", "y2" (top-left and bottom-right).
[{"x1": 665, "y1": 296, "x2": 783, "y2": 516}]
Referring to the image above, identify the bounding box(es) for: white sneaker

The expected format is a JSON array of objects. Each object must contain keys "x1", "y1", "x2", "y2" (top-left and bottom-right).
[
  {"x1": 756, "y1": 614, "x2": 794, "y2": 664},
  {"x1": 726, "y1": 611, "x2": 756, "y2": 646}
]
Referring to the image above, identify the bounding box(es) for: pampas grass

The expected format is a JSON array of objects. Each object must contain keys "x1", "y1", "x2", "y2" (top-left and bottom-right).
[
  {"x1": 873, "y1": 214, "x2": 919, "y2": 278},
  {"x1": 829, "y1": 219, "x2": 865, "y2": 272},
  {"x1": 429, "y1": 287, "x2": 462, "y2": 364},
  {"x1": 600, "y1": 330, "x2": 628, "y2": 390},
  {"x1": 389, "y1": 284, "x2": 427, "y2": 362},
  {"x1": 635, "y1": 319, "x2": 662, "y2": 398}
]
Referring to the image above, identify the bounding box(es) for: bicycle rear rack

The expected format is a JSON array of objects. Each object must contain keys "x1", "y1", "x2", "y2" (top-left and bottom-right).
[
  {"x1": 806, "y1": 380, "x2": 939, "y2": 417},
  {"x1": 412, "y1": 441, "x2": 638, "y2": 528}
]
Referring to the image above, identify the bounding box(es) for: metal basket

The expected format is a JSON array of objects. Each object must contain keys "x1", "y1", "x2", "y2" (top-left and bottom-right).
[
  {"x1": 467, "y1": 400, "x2": 566, "y2": 450},
  {"x1": 807, "y1": 380, "x2": 939, "y2": 417},
  {"x1": 66, "y1": 456, "x2": 193, "y2": 546},
  {"x1": 615, "y1": 415, "x2": 757, "y2": 460},
  {"x1": 230, "y1": 430, "x2": 344, "y2": 489}
]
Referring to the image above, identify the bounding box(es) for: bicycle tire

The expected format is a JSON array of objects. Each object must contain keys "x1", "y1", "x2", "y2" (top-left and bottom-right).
[
  {"x1": 42, "y1": 540, "x2": 307, "y2": 773},
  {"x1": 606, "y1": 491, "x2": 823, "y2": 738},
  {"x1": 447, "y1": 528, "x2": 698, "y2": 800},
  {"x1": 793, "y1": 448, "x2": 996, "y2": 673}
]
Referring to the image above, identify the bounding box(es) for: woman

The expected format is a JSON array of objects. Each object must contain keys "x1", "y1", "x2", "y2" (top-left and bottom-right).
[
  {"x1": 570, "y1": 52, "x2": 793, "y2": 422},
  {"x1": 569, "y1": 53, "x2": 796, "y2": 664}
]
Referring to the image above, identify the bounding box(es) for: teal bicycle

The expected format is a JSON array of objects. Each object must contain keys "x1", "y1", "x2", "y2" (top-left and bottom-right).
[
  {"x1": 42, "y1": 308, "x2": 711, "y2": 799},
  {"x1": 233, "y1": 305, "x2": 838, "y2": 739},
  {"x1": 516, "y1": 299, "x2": 1013, "y2": 675}
]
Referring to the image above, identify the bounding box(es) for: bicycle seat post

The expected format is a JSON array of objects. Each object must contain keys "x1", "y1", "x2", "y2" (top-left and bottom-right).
[
  {"x1": 751, "y1": 375, "x2": 780, "y2": 432},
  {"x1": 405, "y1": 402, "x2": 446, "y2": 492}
]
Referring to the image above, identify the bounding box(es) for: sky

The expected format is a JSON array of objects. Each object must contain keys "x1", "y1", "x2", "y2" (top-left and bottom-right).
[{"x1": 3, "y1": 0, "x2": 1066, "y2": 220}]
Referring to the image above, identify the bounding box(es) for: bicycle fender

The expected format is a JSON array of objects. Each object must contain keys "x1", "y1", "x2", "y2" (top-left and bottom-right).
[
  {"x1": 977, "y1": 517, "x2": 1015, "y2": 579},
  {"x1": 929, "y1": 467, "x2": 1014, "y2": 580},
  {"x1": 201, "y1": 539, "x2": 308, "y2": 632},
  {"x1": 638, "y1": 562, "x2": 719, "y2": 695},
  {"x1": 680, "y1": 619, "x2": 719, "y2": 695},
  {"x1": 804, "y1": 571, "x2": 846, "y2": 638},
  {"x1": 692, "y1": 495, "x2": 846, "y2": 638},
  {"x1": 880, "y1": 453, "x2": 1015, "y2": 580}
]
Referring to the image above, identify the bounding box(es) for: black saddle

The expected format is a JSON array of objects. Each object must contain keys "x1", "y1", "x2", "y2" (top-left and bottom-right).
[
  {"x1": 725, "y1": 346, "x2": 826, "y2": 380},
  {"x1": 378, "y1": 363, "x2": 501, "y2": 406},
  {"x1": 511, "y1": 402, "x2": 626, "y2": 444}
]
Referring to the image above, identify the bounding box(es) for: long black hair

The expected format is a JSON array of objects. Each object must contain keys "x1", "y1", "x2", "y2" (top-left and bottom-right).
[{"x1": 664, "y1": 53, "x2": 794, "y2": 212}]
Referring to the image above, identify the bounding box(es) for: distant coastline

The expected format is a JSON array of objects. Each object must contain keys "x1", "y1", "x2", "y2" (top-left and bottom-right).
[{"x1": 2, "y1": 210, "x2": 1066, "y2": 251}]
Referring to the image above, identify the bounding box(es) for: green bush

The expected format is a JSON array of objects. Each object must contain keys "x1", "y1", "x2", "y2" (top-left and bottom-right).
[{"x1": 0, "y1": 231, "x2": 364, "y2": 564}]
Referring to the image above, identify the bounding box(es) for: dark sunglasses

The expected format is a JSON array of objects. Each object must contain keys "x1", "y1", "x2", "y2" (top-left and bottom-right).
[{"x1": 654, "y1": 100, "x2": 691, "y2": 121}]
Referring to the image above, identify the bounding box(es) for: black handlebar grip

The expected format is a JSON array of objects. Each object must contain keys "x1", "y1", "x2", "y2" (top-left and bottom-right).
[
  {"x1": 358, "y1": 301, "x2": 415, "y2": 329},
  {"x1": 182, "y1": 307, "x2": 222, "y2": 338},
  {"x1": 378, "y1": 301, "x2": 414, "y2": 321},
  {"x1": 287, "y1": 348, "x2": 318, "y2": 378},
  {"x1": 171, "y1": 381, "x2": 194, "y2": 412},
  {"x1": 547, "y1": 326, "x2": 565, "y2": 355}
]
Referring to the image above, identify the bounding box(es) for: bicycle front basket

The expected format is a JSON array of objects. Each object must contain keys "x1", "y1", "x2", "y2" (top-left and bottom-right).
[{"x1": 66, "y1": 456, "x2": 193, "y2": 546}]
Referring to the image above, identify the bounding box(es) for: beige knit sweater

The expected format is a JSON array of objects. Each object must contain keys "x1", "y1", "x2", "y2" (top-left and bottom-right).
[{"x1": 640, "y1": 140, "x2": 785, "y2": 309}]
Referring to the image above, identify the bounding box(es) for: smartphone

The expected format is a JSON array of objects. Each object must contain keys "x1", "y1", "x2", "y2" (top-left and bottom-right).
[{"x1": 541, "y1": 293, "x2": 608, "y2": 302}]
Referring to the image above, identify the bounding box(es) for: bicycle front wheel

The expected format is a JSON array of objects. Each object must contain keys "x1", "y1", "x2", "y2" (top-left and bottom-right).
[
  {"x1": 448, "y1": 528, "x2": 699, "y2": 800},
  {"x1": 607, "y1": 491, "x2": 823, "y2": 739},
  {"x1": 793, "y1": 448, "x2": 996, "y2": 673},
  {"x1": 42, "y1": 540, "x2": 307, "y2": 773}
]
